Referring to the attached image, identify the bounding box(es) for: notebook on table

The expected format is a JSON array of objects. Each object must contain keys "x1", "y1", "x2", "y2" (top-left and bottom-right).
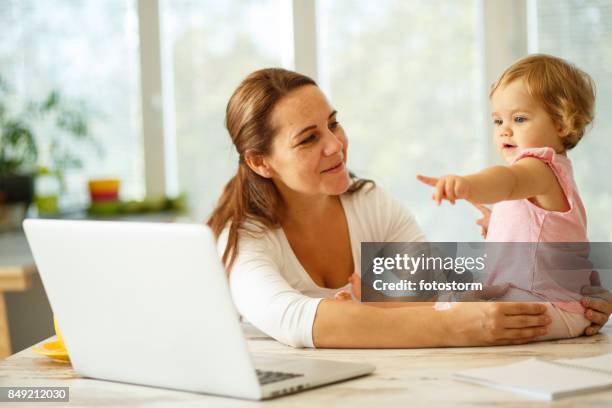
[{"x1": 454, "y1": 353, "x2": 612, "y2": 400}]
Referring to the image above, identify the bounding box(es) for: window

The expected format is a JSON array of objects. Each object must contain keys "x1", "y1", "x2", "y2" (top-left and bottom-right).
[
  {"x1": 160, "y1": 0, "x2": 293, "y2": 221},
  {"x1": 4, "y1": 0, "x2": 608, "y2": 241},
  {"x1": 318, "y1": 0, "x2": 486, "y2": 240},
  {"x1": 530, "y1": 0, "x2": 612, "y2": 240},
  {"x1": 0, "y1": 0, "x2": 144, "y2": 205}
]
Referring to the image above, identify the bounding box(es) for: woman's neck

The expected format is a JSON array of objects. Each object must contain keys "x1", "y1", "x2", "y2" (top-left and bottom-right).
[{"x1": 278, "y1": 188, "x2": 340, "y2": 229}]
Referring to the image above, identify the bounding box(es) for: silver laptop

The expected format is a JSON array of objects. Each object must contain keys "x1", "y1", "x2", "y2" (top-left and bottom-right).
[{"x1": 23, "y1": 219, "x2": 374, "y2": 400}]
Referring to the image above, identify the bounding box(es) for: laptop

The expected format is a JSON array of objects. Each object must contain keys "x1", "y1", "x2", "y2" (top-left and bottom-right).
[{"x1": 23, "y1": 219, "x2": 374, "y2": 400}]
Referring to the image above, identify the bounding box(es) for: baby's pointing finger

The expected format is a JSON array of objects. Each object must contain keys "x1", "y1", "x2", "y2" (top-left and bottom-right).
[
  {"x1": 416, "y1": 174, "x2": 438, "y2": 187},
  {"x1": 435, "y1": 179, "x2": 446, "y2": 205},
  {"x1": 445, "y1": 178, "x2": 456, "y2": 204}
]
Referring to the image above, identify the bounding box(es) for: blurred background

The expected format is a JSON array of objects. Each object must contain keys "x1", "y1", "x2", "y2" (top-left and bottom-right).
[
  {"x1": 1, "y1": 0, "x2": 611, "y2": 239},
  {"x1": 0, "y1": 0, "x2": 611, "y2": 353}
]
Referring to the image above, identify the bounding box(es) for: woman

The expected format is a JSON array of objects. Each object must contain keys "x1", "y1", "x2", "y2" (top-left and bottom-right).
[{"x1": 207, "y1": 68, "x2": 610, "y2": 348}]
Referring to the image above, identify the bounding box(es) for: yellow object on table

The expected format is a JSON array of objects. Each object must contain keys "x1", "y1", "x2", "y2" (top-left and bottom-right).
[
  {"x1": 88, "y1": 178, "x2": 120, "y2": 194},
  {"x1": 32, "y1": 317, "x2": 70, "y2": 363}
]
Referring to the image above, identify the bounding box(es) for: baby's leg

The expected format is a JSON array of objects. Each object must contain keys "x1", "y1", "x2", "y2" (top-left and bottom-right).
[
  {"x1": 497, "y1": 288, "x2": 589, "y2": 340},
  {"x1": 537, "y1": 304, "x2": 590, "y2": 340}
]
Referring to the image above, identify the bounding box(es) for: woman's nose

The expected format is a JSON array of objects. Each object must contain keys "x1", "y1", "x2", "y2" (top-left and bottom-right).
[{"x1": 323, "y1": 131, "x2": 343, "y2": 156}]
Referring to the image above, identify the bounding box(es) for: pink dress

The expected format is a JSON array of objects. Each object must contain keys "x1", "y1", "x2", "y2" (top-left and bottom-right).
[{"x1": 485, "y1": 147, "x2": 590, "y2": 315}]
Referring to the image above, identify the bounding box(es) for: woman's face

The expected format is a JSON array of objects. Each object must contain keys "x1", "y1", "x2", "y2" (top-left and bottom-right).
[{"x1": 264, "y1": 85, "x2": 350, "y2": 197}]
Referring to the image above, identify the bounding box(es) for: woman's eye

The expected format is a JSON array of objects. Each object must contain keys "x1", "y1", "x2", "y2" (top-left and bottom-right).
[
  {"x1": 300, "y1": 134, "x2": 316, "y2": 145},
  {"x1": 329, "y1": 121, "x2": 339, "y2": 130},
  {"x1": 514, "y1": 116, "x2": 526, "y2": 123}
]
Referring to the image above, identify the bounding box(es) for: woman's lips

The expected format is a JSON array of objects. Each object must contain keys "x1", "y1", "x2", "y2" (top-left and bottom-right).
[{"x1": 321, "y1": 162, "x2": 344, "y2": 174}]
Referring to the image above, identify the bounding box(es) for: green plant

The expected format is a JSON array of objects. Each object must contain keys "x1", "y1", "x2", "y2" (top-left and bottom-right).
[
  {"x1": 0, "y1": 76, "x2": 98, "y2": 177},
  {"x1": 0, "y1": 79, "x2": 37, "y2": 174}
]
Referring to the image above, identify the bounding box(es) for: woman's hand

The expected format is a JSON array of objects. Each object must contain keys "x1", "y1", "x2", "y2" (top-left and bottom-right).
[
  {"x1": 445, "y1": 302, "x2": 551, "y2": 346},
  {"x1": 581, "y1": 285, "x2": 611, "y2": 335},
  {"x1": 417, "y1": 174, "x2": 471, "y2": 205}
]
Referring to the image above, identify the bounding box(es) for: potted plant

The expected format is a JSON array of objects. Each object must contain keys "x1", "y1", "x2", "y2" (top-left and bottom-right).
[{"x1": 0, "y1": 77, "x2": 94, "y2": 230}]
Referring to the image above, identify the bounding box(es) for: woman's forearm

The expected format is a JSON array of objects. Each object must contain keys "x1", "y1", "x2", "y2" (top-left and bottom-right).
[
  {"x1": 312, "y1": 299, "x2": 551, "y2": 348},
  {"x1": 312, "y1": 299, "x2": 450, "y2": 348}
]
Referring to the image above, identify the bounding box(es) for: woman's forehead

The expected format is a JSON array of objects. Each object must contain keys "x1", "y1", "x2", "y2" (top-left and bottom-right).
[{"x1": 272, "y1": 86, "x2": 333, "y2": 129}]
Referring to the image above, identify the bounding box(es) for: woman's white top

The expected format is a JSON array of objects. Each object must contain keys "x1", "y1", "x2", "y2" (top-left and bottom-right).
[{"x1": 217, "y1": 185, "x2": 426, "y2": 348}]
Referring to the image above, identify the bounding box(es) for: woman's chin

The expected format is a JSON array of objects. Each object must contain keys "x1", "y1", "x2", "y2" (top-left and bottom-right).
[{"x1": 323, "y1": 171, "x2": 351, "y2": 195}]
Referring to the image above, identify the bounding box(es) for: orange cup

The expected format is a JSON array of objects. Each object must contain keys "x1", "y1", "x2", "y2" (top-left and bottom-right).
[{"x1": 88, "y1": 178, "x2": 120, "y2": 202}]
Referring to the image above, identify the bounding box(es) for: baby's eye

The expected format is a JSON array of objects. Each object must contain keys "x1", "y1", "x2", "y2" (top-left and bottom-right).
[
  {"x1": 514, "y1": 116, "x2": 527, "y2": 123},
  {"x1": 493, "y1": 118, "x2": 502, "y2": 126},
  {"x1": 299, "y1": 134, "x2": 316, "y2": 145}
]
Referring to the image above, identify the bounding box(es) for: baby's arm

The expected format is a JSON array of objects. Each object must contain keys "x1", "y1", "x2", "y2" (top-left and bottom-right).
[{"x1": 417, "y1": 157, "x2": 559, "y2": 205}]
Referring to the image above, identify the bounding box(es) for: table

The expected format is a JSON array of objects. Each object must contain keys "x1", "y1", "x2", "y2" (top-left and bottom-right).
[
  {"x1": 0, "y1": 325, "x2": 610, "y2": 407},
  {"x1": 0, "y1": 231, "x2": 36, "y2": 357}
]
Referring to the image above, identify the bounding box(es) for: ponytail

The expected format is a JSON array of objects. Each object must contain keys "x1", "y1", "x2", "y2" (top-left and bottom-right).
[{"x1": 207, "y1": 161, "x2": 281, "y2": 270}]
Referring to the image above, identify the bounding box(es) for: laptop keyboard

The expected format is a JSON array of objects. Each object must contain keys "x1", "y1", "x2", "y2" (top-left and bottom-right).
[{"x1": 256, "y1": 369, "x2": 304, "y2": 385}]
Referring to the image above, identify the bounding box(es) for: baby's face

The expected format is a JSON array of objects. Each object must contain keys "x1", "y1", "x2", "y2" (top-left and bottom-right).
[{"x1": 491, "y1": 79, "x2": 565, "y2": 163}]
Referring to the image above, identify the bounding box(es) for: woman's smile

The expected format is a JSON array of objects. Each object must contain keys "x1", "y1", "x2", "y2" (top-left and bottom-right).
[{"x1": 321, "y1": 161, "x2": 344, "y2": 174}]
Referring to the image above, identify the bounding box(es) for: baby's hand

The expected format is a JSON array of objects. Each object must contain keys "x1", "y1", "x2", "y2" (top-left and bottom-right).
[
  {"x1": 334, "y1": 273, "x2": 363, "y2": 302},
  {"x1": 334, "y1": 291, "x2": 353, "y2": 301},
  {"x1": 348, "y1": 273, "x2": 362, "y2": 300},
  {"x1": 472, "y1": 202, "x2": 491, "y2": 238},
  {"x1": 417, "y1": 174, "x2": 471, "y2": 205}
]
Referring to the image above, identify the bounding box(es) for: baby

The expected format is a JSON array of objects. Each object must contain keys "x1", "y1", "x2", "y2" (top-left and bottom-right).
[{"x1": 416, "y1": 54, "x2": 596, "y2": 340}]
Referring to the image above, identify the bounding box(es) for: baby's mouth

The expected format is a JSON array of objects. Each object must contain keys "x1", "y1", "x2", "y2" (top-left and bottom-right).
[{"x1": 502, "y1": 143, "x2": 517, "y2": 150}]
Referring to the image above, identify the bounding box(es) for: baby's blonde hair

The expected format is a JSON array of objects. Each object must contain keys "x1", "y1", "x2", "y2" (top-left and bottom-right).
[{"x1": 490, "y1": 54, "x2": 595, "y2": 150}]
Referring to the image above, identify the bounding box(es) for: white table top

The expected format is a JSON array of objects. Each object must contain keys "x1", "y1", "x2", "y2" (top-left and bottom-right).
[{"x1": 0, "y1": 324, "x2": 611, "y2": 406}]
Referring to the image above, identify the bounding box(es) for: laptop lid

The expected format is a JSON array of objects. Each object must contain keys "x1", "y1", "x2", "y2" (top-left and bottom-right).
[{"x1": 23, "y1": 219, "x2": 263, "y2": 400}]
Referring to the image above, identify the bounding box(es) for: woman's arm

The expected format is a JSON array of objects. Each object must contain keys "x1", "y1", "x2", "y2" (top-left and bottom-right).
[
  {"x1": 227, "y1": 230, "x2": 551, "y2": 349},
  {"x1": 417, "y1": 157, "x2": 558, "y2": 205},
  {"x1": 220, "y1": 228, "x2": 324, "y2": 348},
  {"x1": 313, "y1": 299, "x2": 551, "y2": 348}
]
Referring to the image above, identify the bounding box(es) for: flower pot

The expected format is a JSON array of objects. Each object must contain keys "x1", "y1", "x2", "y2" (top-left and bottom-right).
[{"x1": 0, "y1": 173, "x2": 34, "y2": 231}]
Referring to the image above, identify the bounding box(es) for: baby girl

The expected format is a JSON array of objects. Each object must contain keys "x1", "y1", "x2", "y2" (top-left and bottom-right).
[{"x1": 416, "y1": 54, "x2": 596, "y2": 340}]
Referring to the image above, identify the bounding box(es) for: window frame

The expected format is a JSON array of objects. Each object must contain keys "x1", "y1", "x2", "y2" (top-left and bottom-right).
[{"x1": 137, "y1": 0, "x2": 529, "y2": 195}]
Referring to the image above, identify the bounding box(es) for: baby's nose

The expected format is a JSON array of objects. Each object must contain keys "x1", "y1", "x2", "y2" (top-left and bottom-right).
[{"x1": 500, "y1": 126, "x2": 513, "y2": 137}]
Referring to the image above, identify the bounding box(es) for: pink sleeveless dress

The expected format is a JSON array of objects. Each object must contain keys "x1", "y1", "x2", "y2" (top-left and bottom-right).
[{"x1": 485, "y1": 147, "x2": 589, "y2": 314}]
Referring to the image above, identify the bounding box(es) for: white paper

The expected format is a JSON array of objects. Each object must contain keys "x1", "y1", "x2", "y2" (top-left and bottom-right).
[
  {"x1": 553, "y1": 353, "x2": 612, "y2": 375},
  {"x1": 454, "y1": 358, "x2": 612, "y2": 400}
]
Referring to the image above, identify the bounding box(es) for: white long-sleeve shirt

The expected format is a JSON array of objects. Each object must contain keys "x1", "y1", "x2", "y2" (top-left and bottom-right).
[{"x1": 217, "y1": 185, "x2": 426, "y2": 348}]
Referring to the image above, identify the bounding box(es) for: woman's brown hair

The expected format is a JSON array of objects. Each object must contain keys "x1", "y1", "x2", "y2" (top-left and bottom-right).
[{"x1": 207, "y1": 68, "x2": 372, "y2": 270}]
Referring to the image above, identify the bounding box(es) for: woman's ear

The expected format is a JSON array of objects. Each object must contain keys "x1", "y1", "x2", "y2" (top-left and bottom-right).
[{"x1": 244, "y1": 151, "x2": 274, "y2": 179}]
